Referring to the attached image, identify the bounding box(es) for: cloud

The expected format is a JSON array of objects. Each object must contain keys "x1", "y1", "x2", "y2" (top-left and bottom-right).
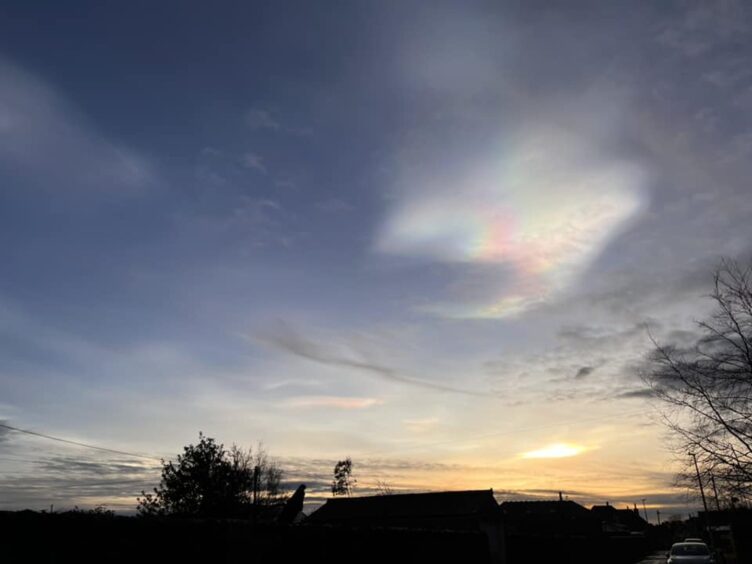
[
  {"x1": 245, "y1": 107, "x2": 312, "y2": 136},
  {"x1": 37, "y1": 456, "x2": 159, "y2": 477},
  {"x1": 402, "y1": 417, "x2": 440, "y2": 433},
  {"x1": 656, "y1": 2, "x2": 751, "y2": 58},
  {"x1": 316, "y1": 198, "x2": 354, "y2": 213},
  {"x1": 245, "y1": 108, "x2": 281, "y2": 131},
  {"x1": 0, "y1": 453, "x2": 160, "y2": 511},
  {"x1": 240, "y1": 151, "x2": 267, "y2": 173},
  {"x1": 616, "y1": 388, "x2": 654, "y2": 399},
  {"x1": 0, "y1": 421, "x2": 11, "y2": 444},
  {"x1": 284, "y1": 396, "x2": 383, "y2": 410},
  {"x1": 376, "y1": 122, "x2": 647, "y2": 319},
  {"x1": 574, "y1": 366, "x2": 596, "y2": 380},
  {"x1": 521, "y1": 442, "x2": 587, "y2": 459},
  {"x1": 172, "y1": 195, "x2": 293, "y2": 249},
  {"x1": 255, "y1": 321, "x2": 492, "y2": 397},
  {"x1": 0, "y1": 58, "x2": 153, "y2": 194}
]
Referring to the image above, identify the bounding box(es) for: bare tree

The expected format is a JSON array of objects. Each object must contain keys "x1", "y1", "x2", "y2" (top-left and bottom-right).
[
  {"x1": 229, "y1": 442, "x2": 285, "y2": 505},
  {"x1": 644, "y1": 259, "x2": 752, "y2": 506},
  {"x1": 375, "y1": 480, "x2": 394, "y2": 496}
]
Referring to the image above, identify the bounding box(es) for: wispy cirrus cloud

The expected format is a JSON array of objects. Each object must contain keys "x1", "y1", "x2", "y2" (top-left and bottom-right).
[
  {"x1": 254, "y1": 321, "x2": 492, "y2": 397},
  {"x1": 240, "y1": 151, "x2": 267, "y2": 173},
  {"x1": 245, "y1": 108, "x2": 281, "y2": 131},
  {"x1": 0, "y1": 420, "x2": 11, "y2": 444},
  {"x1": 402, "y1": 417, "x2": 440, "y2": 433},
  {"x1": 245, "y1": 107, "x2": 312, "y2": 136},
  {"x1": 0, "y1": 58, "x2": 154, "y2": 194},
  {"x1": 284, "y1": 396, "x2": 383, "y2": 410},
  {"x1": 316, "y1": 198, "x2": 354, "y2": 213}
]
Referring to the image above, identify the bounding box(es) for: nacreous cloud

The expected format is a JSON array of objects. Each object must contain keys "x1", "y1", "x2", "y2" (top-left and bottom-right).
[
  {"x1": 284, "y1": 396, "x2": 384, "y2": 410},
  {"x1": 521, "y1": 442, "x2": 586, "y2": 459},
  {"x1": 376, "y1": 124, "x2": 647, "y2": 318}
]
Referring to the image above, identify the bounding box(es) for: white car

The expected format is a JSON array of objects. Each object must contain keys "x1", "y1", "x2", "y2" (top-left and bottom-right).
[{"x1": 667, "y1": 542, "x2": 714, "y2": 564}]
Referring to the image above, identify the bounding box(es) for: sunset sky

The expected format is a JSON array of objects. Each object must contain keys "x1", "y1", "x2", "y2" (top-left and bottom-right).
[{"x1": 2, "y1": 1, "x2": 752, "y2": 517}]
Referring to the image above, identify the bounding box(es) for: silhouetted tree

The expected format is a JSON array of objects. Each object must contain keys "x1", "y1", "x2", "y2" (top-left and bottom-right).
[
  {"x1": 644, "y1": 259, "x2": 752, "y2": 505},
  {"x1": 137, "y1": 433, "x2": 284, "y2": 517},
  {"x1": 376, "y1": 480, "x2": 394, "y2": 495},
  {"x1": 67, "y1": 505, "x2": 115, "y2": 517},
  {"x1": 331, "y1": 457, "x2": 356, "y2": 496}
]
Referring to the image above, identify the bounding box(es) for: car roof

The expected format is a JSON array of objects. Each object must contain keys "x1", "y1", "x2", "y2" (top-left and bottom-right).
[{"x1": 672, "y1": 542, "x2": 708, "y2": 547}]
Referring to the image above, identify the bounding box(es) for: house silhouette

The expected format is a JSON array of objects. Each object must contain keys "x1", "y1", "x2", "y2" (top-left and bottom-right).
[
  {"x1": 590, "y1": 504, "x2": 648, "y2": 533},
  {"x1": 307, "y1": 489, "x2": 504, "y2": 562},
  {"x1": 499, "y1": 500, "x2": 599, "y2": 537}
]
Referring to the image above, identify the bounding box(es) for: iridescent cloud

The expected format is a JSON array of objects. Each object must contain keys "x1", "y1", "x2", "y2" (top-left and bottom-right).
[
  {"x1": 521, "y1": 442, "x2": 587, "y2": 459},
  {"x1": 376, "y1": 125, "x2": 647, "y2": 317},
  {"x1": 284, "y1": 396, "x2": 384, "y2": 410}
]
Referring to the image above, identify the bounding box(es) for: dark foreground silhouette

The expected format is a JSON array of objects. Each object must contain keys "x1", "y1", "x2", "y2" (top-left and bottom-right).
[
  {"x1": 3, "y1": 510, "x2": 489, "y2": 564},
  {"x1": 5, "y1": 490, "x2": 752, "y2": 563}
]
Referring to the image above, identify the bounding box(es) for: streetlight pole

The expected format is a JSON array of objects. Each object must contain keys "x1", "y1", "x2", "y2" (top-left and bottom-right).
[{"x1": 690, "y1": 452, "x2": 709, "y2": 512}]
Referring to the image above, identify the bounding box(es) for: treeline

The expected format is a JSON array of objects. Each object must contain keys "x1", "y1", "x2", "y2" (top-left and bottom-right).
[{"x1": 135, "y1": 432, "x2": 358, "y2": 518}]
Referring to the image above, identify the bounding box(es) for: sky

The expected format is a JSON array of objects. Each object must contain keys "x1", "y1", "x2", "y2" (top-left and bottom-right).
[{"x1": 2, "y1": 1, "x2": 752, "y2": 517}]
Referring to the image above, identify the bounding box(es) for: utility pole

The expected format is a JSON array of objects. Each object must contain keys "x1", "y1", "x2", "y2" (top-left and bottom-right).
[
  {"x1": 656, "y1": 510, "x2": 661, "y2": 525},
  {"x1": 642, "y1": 498, "x2": 649, "y2": 522},
  {"x1": 710, "y1": 474, "x2": 721, "y2": 511},
  {"x1": 252, "y1": 465, "x2": 260, "y2": 506},
  {"x1": 251, "y1": 465, "x2": 261, "y2": 526},
  {"x1": 690, "y1": 452, "x2": 709, "y2": 512}
]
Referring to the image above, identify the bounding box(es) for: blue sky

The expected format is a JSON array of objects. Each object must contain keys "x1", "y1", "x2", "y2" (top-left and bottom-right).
[{"x1": 2, "y1": 1, "x2": 752, "y2": 514}]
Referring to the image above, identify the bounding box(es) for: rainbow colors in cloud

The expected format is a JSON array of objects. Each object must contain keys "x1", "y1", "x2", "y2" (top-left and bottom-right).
[
  {"x1": 376, "y1": 125, "x2": 647, "y2": 317},
  {"x1": 521, "y1": 442, "x2": 586, "y2": 459}
]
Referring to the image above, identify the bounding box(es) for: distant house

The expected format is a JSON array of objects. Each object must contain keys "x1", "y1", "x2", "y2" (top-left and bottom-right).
[
  {"x1": 590, "y1": 503, "x2": 648, "y2": 533},
  {"x1": 499, "y1": 499, "x2": 600, "y2": 537},
  {"x1": 307, "y1": 489, "x2": 505, "y2": 563}
]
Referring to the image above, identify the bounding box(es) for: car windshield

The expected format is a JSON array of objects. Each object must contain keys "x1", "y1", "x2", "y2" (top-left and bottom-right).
[{"x1": 672, "y1": 544, "x2": 710, "y2": 555}]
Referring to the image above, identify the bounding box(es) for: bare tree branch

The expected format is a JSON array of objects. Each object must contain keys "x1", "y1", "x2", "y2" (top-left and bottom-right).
[{"x1": 643, "y1": 258, "x2": 752, "y2": 506}]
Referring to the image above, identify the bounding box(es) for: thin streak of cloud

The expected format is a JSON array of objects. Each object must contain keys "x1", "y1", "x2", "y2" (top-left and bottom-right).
[
  {"x1": 254, "y1": 321, "x2": 492, "y2": 398},
  {"x1": 0, "y1": 58, "x2": 154, "y2": 194},
  {"x1": 315, "y1": 198, "x2": 354, "y2": 213},
  {"x1": 245, "y1": 107, "x2": 312, "y2": 136},
  {"x1": 245, "y1": 108, "x2": 281, "y2": 131},
  {"x1": 241, "y1": 152, "x2": 267, "y2": 174},
  {"x1": 616, "y1": 388, "x2": 655, "y2": 399},
  {"x1": 402, "y1": 417, "x2": 440, "y2": 433},
  {"x1": 284, "y1": 396, "x2": 383, "y2": 410}
]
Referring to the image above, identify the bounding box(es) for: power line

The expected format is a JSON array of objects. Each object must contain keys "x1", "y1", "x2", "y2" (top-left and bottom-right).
[{"x1": 0, "y1": 423, "x2": 161, "y2": 462}]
